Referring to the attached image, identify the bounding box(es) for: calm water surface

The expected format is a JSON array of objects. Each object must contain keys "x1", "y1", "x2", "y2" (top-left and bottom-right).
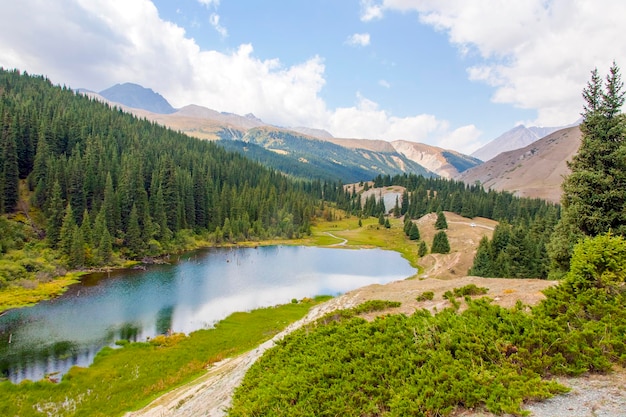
[{"x1": 0, "y1": 246, "x2": 415, "y2": 383}]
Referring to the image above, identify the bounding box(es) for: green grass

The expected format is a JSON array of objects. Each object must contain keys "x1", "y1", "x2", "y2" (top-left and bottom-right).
[
  {"x1": 306, "y1": 215, "x2": 421, "y2": 270},
  {"x1": 0, "y1": 296, "x2": 330, "y2": 417},
  {"x1": 0, "y1": 273, "x2": 82, "y2": 312}
]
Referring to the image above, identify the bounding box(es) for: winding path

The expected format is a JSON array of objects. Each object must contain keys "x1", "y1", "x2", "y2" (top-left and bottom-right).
[{"x1": 323, "y1": 231, "x2": 348, "y2": 246}]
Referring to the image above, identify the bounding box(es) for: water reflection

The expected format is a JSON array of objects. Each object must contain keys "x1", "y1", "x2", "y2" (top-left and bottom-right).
[{"x1": 0, "y1": 246, "x2": 415, "y2": 382}]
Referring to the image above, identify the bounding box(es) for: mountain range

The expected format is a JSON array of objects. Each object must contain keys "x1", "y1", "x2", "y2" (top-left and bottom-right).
[{"x1": 83, "y1": 82, "x2": 581, "y2": 199}]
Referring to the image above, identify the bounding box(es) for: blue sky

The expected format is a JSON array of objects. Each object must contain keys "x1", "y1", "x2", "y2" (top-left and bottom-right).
[{"x1": 1, "y1": 1, "x2": 624, "y2": 153}]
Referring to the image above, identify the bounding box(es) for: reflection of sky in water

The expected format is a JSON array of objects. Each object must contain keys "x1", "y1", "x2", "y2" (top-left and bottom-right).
[{"x1": 0, "y1": 246, "x2": 415, "y2": 382}]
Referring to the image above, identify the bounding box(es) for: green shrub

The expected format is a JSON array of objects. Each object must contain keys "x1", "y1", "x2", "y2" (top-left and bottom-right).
[{"x1": 416, "y1": 291, "x2": 434, "y2": 301}]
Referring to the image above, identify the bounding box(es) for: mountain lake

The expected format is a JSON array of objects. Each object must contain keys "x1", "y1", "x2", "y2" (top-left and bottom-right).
[{"x1": 0, "y1": 245, "x2": 416, "y2": 383}]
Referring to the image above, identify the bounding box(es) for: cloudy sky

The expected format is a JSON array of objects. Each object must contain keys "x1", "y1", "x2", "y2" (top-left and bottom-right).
[{"x1": 0, "y1": 0, "x2": 623, "y2": 153}]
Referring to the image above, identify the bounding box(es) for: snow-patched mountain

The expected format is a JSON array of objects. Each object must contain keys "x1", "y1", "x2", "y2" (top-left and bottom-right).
[{"x1": 471, "y1": 125, "x2": 569, "y2": 162}]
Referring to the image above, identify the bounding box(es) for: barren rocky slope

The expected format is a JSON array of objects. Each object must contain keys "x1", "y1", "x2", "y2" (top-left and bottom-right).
[{"x1": 456, "y1": 126, "x2": 582, "y2": 204}]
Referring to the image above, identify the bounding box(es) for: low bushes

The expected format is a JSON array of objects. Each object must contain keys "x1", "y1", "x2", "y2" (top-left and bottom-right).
[{"x1": 228, "y1": 234, "x2": 626, "y2": 416}]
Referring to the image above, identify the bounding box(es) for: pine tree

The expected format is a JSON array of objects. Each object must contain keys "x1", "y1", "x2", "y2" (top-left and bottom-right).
[
  {"x1": 435, "y1": 211, "x2": 448, "y2": 230},
  {"x1": 409, "y1": 223, "x2": 420, "y2": 240},
  {"x1": 549, "y1": 63, "x2": 626, "y2": 275},
  {"x1": 59, "y1": 203, "x2": 76, "y2": 256},
  {"x1": 1, "y1": 133, "x2": 19, "y2": 213},
  {"x1": 46, "y1": 181, "x2": 65, "y2": 247},
  {"x1": 431, "y1": 231, "x2": 450, "y2": 254},
  {"x1": 418, "y1": 240, "x2": 428, "y2": 257}
]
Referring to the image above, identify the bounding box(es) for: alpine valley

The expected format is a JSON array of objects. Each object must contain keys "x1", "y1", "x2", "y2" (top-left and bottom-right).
[{"x1": 90, "y1": 82, "x2": 580, "y2": 200}]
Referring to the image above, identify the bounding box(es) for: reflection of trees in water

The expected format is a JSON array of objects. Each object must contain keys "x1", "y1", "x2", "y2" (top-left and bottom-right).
[
  {"x1": 118, "y1": 323, "x2": 142, "y2": 342},
  {"x1": 156, "y1": 306, "x2": 174, "y2": 335},
  {"x1": 0, "y1": 339, "x2": 79, "y2": 380}
]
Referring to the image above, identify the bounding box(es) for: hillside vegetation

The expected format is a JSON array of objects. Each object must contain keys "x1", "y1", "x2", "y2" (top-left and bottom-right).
[{"x1": 0, "y1": 68, "x2": 348, "y2": 307}]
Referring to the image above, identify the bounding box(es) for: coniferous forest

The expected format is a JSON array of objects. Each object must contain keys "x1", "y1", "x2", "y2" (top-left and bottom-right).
[
  {"x1": 0, "y1": 67, "x2": 566, "y2": 289},
  {"x1": 0, "y1": 69, "x2": 339, "y2": 284}
]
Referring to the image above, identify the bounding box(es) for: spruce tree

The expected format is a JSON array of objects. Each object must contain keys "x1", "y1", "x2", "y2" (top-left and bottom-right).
[
  {"x1": 418, "y1": 240, "x2": 428, "y2": 257},
  {"x1": 59, "y1": 203, "x2": 76, "y2": 256},
  {"x1": 469, "y1": 236, "x2": 492, "y2": 276},
  {"x1": 1, "y1": 134, "x2": 19, "y2": 213},
  {"x1": 409, "y1": 222, "x2": 420, "y2": 240},
  {"x1": 431, "y1": 231, "x2": 451, "y2": 254},
  {"x1": 548, "y1": 63, "x2": 626, "y2": 275},
  {"x1": 125, "y1": 203, "x2": 143, "y2": 258},
  {"x1": 435, "y1": 211, "x2": 448, "y2": 230},
  {"x1": 69, "y1": 225, "x2": 85, "y2": 268},
  {"x1": 46, "y1": 181, "x2": 65, "y2": 248}
]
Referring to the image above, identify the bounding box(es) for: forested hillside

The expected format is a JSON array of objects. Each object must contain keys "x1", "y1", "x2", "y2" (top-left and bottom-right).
[
  {"x1": 0, "y1": 69, "x2": 345, "y2": 286},
  {"x1": 337, "y1": 173, "x2": 560, "y2": 279}
]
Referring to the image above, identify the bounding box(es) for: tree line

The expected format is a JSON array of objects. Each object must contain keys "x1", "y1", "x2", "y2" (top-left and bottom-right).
[{"x1": 0, "y1": 68, "x2": 347, "y2": 273}]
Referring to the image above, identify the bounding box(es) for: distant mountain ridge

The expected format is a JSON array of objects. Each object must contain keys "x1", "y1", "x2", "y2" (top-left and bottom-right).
[
  {"x1": 92, "y1": 82, "x2": 482, "y2": 182},
  {"x1": 471, "y1": 124, "x2": 576, "y2": 162},
  {"x1": 457, "y1": 126, "x2": 582, "y2": 203},
  {"x1": 99, "y1": 83, "x2": 176, "y2": 114}
]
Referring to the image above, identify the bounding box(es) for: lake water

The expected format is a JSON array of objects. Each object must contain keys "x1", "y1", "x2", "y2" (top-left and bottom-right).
[{"x1": 0, "y1": 246, "x2": 415, "y2": 383}]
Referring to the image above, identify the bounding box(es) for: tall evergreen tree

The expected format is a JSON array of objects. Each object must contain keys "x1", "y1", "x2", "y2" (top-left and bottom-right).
[
  {"x1": 548, "y1": 63, "x2": 626, "y2": 275},
  {"x1": 431, "y1": 231, "x2": 450, "y2": 254},
  {"x1": 46, "y1": 181, "x2": 65, "y2": 247},
  {"x1": 434, "y1": 211, "x2": 448, "y2": 230},
  {"x1": 1, "y1": 133, "x2": 19, "y2": 213},
  {"x1": 59, "y1": 203, "x2": 76, "y2": 256},
  {"x1": 125, "y1": 203, "x2": 143, "y2": 258},
  {"x1": 417, "y1": 240, "x2": 428, "y2": 257}
]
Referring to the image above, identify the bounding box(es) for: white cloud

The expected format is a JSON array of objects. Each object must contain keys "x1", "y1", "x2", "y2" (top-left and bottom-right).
[
  {"x1": 0, "y1": 0, "x2": 481, "y2": 153},
  {"x1": 345, "y1": 33, "x2": 371, "y2": 47},
  {"x1": 209, "y1": 13, "x2": 228, "y2": 37},
  {"x1": 378, "y1": 79, "x2": 391, "y2": 88},
  {"x1": 326, "y1": 93, "x2": 480, "y2": 153},
  {"x1": 198, "y1": 0, "x2": 220, "y2": 7},
  {"x1": 365, "y1": 0, "x2": 626, "y2": 126},
  {"x1": 360, "y1": 0, "x2": 384, "y2": 21}
]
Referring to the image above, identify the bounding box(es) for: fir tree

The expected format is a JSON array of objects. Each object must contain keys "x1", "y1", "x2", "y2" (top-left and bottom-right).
[
  {"x1": 435, "y1": 211, "x2": 448, "y2": 230},
  {"x1": 549, "y1": 63, "x2": 626, "y2": 275},
  {"x1": 431, "y1": 231, "x2": 450, "y2": 254},
  {"x1": 417, "y1": 240, "x2": 428, "y2": 257},
  {"x1": 59, "y1": 203, "x2": 76, "y2": 256},
  {"x1": 46, "y1": 181, "x2": 65, "y2": 248},
  {"x1": 1, "y1": 133, "x2": 19, "y2": 213},
  {"x1": 409, "y1": 223, "x2": 420, "y2": 241}
]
